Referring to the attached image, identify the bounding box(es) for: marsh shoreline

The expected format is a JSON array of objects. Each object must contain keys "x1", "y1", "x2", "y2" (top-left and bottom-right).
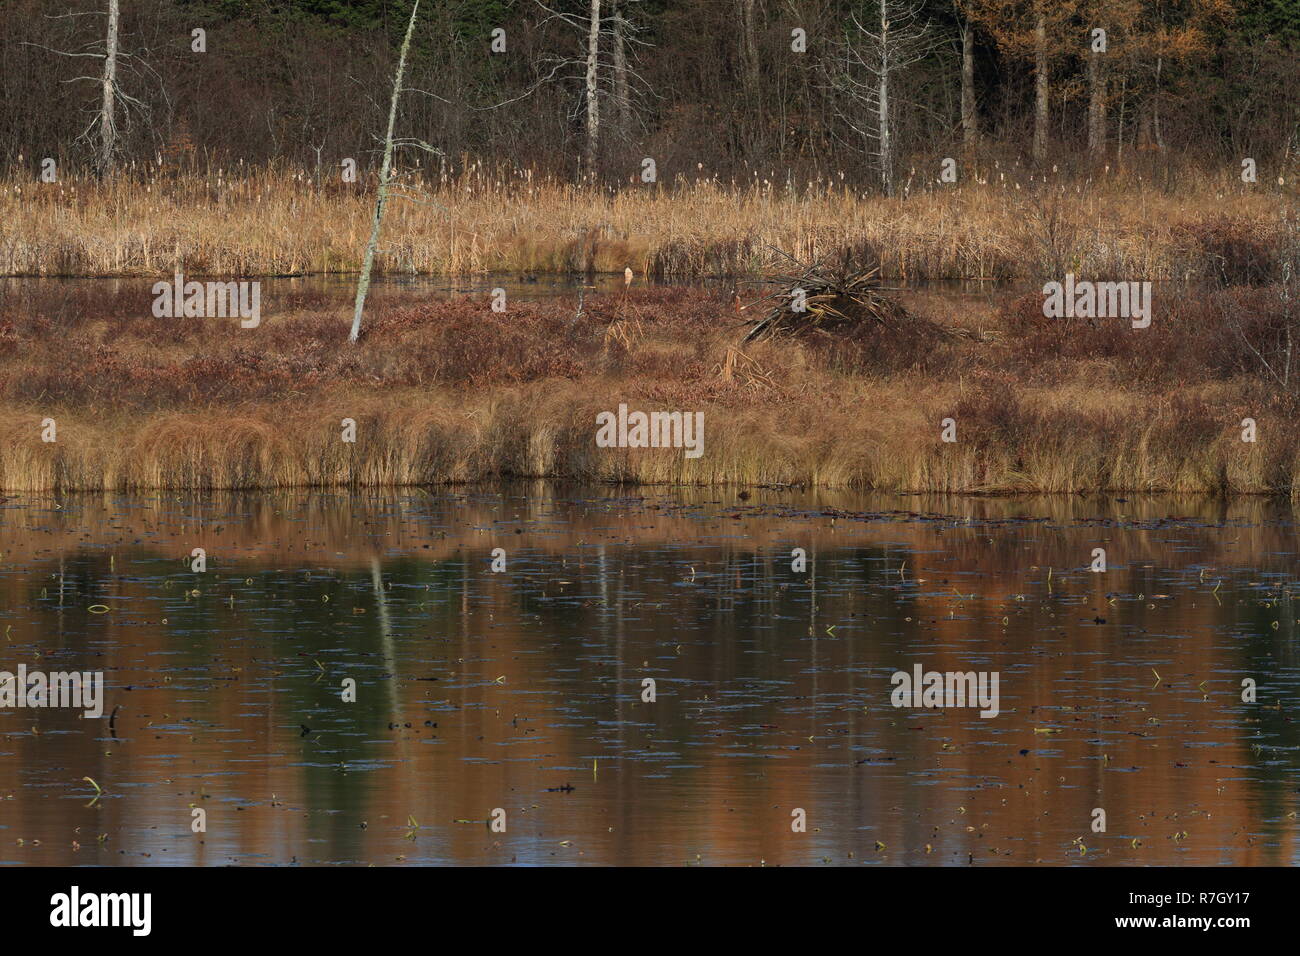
[{"x1": 2, "y1": 279, "x2": 1298, "y2": 495}]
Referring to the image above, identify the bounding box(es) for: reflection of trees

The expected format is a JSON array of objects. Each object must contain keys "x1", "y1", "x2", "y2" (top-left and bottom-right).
[{"x1": 2, "y1": 487, "x2": 1298, "y2": 864}]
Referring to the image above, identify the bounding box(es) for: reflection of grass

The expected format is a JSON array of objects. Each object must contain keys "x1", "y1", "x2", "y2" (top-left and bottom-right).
[
  {"x1": 0, "y1": 165, "x2": 1289, "y2": 280},
  {"x1": 2, "y1": 487, "x2": 1297, "y2": 864},
  {"x1": 2, "y1": 279, "x2": 1299, "y2": 493}
]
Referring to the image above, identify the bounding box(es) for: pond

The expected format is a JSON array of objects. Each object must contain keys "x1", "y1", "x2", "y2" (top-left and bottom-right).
[{"x1": 0, "y1": 485, "x2": 1296, "y2": 866}]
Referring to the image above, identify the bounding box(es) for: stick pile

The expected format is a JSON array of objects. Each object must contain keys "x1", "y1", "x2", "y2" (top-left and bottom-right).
[{"x1": 741, "y1": 253, "x2": 959, "y2": 344}]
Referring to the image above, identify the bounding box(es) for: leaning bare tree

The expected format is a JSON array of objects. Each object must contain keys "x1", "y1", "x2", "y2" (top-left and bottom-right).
[
  {"x1": 349, "y1": 0, "x2": 425, "y2": 343},
  {"x1": 828, "y1": 0, "x2": 932, "y2": 197}
]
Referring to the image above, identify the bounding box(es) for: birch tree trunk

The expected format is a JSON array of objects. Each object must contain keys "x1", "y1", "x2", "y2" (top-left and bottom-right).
[
  {"x1": 99, "y1": 0, "x2": 119, "y2": 179},
  {"x1": 1032, "y1": 4, "x2": 1048, "y2": 163},
  {"x1": 960, "y1": 18, "x2": 977, "y2": 149},
  {"x1": 878, "y1": 1, "x2": 893, "y2": 196},
  {"x1": 584, "y1": 0, "x2": 601, "y2": 175},
  {"x1": 348, "y1": 0, "x2": 421, "y2": 344}
]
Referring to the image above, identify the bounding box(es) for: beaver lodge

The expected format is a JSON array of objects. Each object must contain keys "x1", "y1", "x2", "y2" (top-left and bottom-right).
[{"x1": 741, "y1": 252, "x2": 977, "y2": 344}]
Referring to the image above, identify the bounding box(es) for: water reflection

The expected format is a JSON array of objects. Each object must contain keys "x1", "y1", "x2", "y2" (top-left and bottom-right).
[{"x1": 0, "y1": 485, "x2": 1296, "y2": 866}]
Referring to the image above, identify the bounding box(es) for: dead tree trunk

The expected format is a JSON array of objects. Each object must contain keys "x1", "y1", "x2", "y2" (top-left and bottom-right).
[
  {"x1": 1087, "y1": 45, "x2": 1106, "y2": 157},
  {"x1": 740, "y1": 0, "x2": 760, "y2": 106},
  {"x1": 612, "y1": 0, "x2": 630, "y2": 141},
  {"x1": 832, "y1": 1, "x2": 928, "y2": 199},
  {"x1": 1033, "y1": 4, "x2": 1048, "y2": 163},
  {"x1": 348, "y1": 0, "x2": 421, "y2": 344},
  {"x1": 960, "y1": 18, "x2": 977, "y2": 149},
  {"x1": 98, "y1": 0, "x2": 119, "y2": 179},
  {"x1": 584, "y1": 0, "x2": 601, "y2": 175},
  {"x1": 878, "y1": 1, "x2": 893, "y2": 196}
]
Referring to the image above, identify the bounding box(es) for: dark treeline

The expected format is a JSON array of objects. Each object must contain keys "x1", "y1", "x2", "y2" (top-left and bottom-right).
[{"x1": 0, "y1": 0, "x2": 1296, "y2": 185}]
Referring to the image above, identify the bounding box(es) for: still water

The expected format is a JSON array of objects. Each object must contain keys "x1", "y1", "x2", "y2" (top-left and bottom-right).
[{"x1": 0, "y1": 486, "x2": 1296, "y2": 866}]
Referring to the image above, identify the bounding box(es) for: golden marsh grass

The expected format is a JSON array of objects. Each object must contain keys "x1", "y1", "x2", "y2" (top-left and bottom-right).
[
  {"x1": 0, "y1": 284, "x2": 1297, "y2": 494},
  {"x1": 0, "y1": 161, "x2": 1290, "y2": 280}
]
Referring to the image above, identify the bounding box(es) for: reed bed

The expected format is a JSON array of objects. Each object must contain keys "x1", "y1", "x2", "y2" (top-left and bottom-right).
[
  {"x1": 2, "y1": 379, "x2": 1295, "y2": 495},
  {"x1": 0, "y1": 160, "x2": 1291, "y2": 281}
]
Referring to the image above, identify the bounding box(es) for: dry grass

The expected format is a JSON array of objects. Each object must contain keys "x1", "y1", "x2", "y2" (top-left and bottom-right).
[
  {"x1": 0, "y1": 160, "x2": 1292, "y2": 281},
  {"x1": 1, "y1": 281, "x2": 1298, "y2": 494}
]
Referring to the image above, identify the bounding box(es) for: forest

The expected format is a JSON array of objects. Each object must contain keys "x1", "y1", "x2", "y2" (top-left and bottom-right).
[{"x1": 0, "y1": 0, "x2": 1295, "y2": 184}]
